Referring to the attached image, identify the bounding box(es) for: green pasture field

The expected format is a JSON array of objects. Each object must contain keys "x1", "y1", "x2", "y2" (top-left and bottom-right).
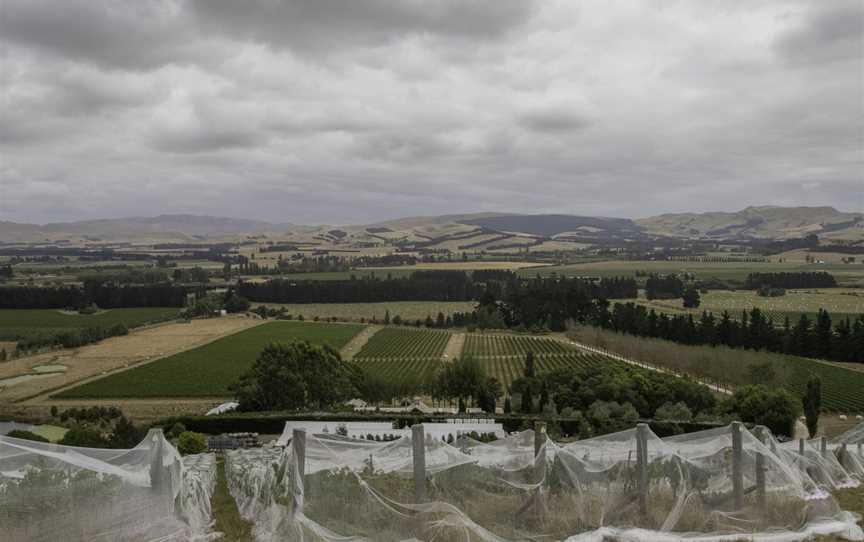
[
  {"x1": 519, "y1": 259, "x2": 864, "y2": 287},
  {"x1": 253, "y1": 301, "x2": 475, "y2": 322},
  {"x1": 618, "y1": 289, "x2": 863, "y2": 323},
  {"x1": 55, "y1": 321, "x2": 365, "y2": 398},
  {"x1": 354, "y1": 327, "x2": 451, "y2": 360},
  {"x1": 0, "y1": 307, "x2": 180, "y2": 343}
]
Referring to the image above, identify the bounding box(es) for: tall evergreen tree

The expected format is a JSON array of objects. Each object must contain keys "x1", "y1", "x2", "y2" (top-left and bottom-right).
[
  {"x1": 682, "y1": 286, "x2": 701, "y2": 308},
  {"x1": 524, "y1": 351, "x2": 536, "y2": 379},
  {"x1": 802, "y1": 376, "x2": 821, "y2": 438},
  {"x1": 538, "y1": 381, "x2": 550, "y2": 413},
  {"x1": 521, "y1": 386, "x2": 534, "y2": 414}
]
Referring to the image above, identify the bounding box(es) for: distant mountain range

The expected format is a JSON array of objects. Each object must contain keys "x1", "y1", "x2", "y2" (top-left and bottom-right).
[{"x1": 1, "y1": 206, "x2": 861, "y2": 244}]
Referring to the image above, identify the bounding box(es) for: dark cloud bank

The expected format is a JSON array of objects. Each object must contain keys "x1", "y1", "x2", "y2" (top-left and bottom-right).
[{"x1": 1, "y1": 0, "x2": 861, "y2": 225}]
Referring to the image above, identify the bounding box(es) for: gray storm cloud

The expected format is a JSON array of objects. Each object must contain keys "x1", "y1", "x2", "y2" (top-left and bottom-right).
[{"x1": 0, "y1": 0, "x2": 861, "y2": 224}]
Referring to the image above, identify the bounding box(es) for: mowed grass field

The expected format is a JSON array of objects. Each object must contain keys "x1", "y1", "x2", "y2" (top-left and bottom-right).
[
  {"x1": 55, "y1": 321, "x2": 364, "y2": 398},
  {"x1": 619, "y1": 289, "x2": 863, "y2": 322},
  {"x1": 0, "y1": 307, "x2": 180, "y2": 342},
  {"x1": 253, "y1": 301, "x2": 476, "y2": 322}
]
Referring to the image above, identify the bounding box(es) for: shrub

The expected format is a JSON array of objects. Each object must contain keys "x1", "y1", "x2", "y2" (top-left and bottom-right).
[
  {"x1": 6, "y1": 430, "x2": 49, "y2": 443},
  {"x1": 725, "y1": 385, "x2": 800, "y2": 438},
  {"x1": 167, "y1": 422, "x2": 187, "y2": 440},
  {"x1": 176, "y1": 431, "x2": 207, "y2": 455},
  {"x1": 654, "y1": 401, "x2": 693, "y2": 422},
  {"x1": 59, "y1": 427, "x2": 109, "y2": 448}
]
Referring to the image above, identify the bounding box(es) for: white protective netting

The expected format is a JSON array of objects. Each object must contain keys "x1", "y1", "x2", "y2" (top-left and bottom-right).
[
  {"x1": 833, "y1": 422, "x2": 864, "y2": 483},
  {"x1": 0, "y1": 429, "x2": 217, "y2": 542},
  {"x1": 225, "y1": 423, "x2": 864, "y2": 542}
]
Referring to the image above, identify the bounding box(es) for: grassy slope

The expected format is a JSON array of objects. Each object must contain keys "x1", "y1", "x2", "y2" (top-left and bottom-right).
[{"x1": 56, "y1": 321, "x2": 364, "y2": 398}]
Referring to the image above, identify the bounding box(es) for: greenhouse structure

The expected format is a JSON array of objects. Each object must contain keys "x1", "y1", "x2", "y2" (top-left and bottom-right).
[{"x1": 2, "y1": 422, "x2": 864, "y2": 541}]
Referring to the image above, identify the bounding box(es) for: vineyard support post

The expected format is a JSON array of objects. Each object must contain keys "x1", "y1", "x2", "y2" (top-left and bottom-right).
[
  {"x1": 292, "y1": 429, "x2": 306, "y2": 517},
  {"x1": 147, "y1": 428, "x2": 164, "y2": 494},
  {"x1": 731, "y1": 422, "x2": 743, "y2": 510},
  {"x1": 753, "y1": 426, "x2": 766, "y2": 509},
  {"x1": 840, "y1": 443, "x2": 847, "y2": 465},
  {"x1": 534, "y1": 422, "x2": 547, "y2": 520},
  {"x1": 821, "y1": 436, "x2": 827, "y2": 457},
  {"x1": 636, "y1": 423, "x2": 649, "y2": 516},
  {"x1": 413, "y1": 424, "x2": 426, "y2": 502},
  {"x1": 799, "y1": 438, "x2": 805, "y2": 456}
]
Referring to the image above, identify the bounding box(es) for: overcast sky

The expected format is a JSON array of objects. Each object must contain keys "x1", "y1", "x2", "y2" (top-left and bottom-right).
[{"x1": 1, "y1": 0, "x2": 862, "y2": 225}]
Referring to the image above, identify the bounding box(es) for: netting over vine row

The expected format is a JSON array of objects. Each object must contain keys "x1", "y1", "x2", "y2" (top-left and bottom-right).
[
  {"x1": 227, "y1": 422, "x2": 864, "y2": 542},
  {"x1": 0, "y1": 429, "x2": 217, "y2": 542}
]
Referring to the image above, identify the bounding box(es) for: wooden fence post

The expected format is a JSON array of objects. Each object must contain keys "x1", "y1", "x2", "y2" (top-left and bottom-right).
[
  {"x1": 799, "y1": 438, "x2": 805, "y2": 456},
  {"x1": 753, "y1": 426, "x2": 766, "y2": 509},
  {"x1": 820, "y1": 436, "x2": 827, "y2": 457},
  {"x1": 636, "y1": 423, "x2": 649, "y2": 516},
  {"x1": 292, "y1": 429, "x2": 306, "y2": 517},
  {"x1": 412, "y1": 424, "x2": 426, "y2": 502},
  {"x1": 731, "y1": 422, "x2": 743, "y2": 510}
]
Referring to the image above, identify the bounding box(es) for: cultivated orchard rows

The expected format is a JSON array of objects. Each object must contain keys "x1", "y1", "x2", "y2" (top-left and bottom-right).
[
  {"x1": 353, "y1": 327, "x2": 626, "y2": 391},
  {"x1": 347, "y1": 324, "x2": 864, "y2": 413}
]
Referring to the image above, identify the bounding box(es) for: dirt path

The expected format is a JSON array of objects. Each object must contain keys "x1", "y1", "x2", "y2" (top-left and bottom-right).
[
  {"x1": 340, "y1": 325, "x2": 380, "y2": 360},
  {"x1": 443, "y1": 332, "x2": 465, "y2": 362},
  {"x1": 0, "y1": 315, "x2": 262, "y2": 407}
]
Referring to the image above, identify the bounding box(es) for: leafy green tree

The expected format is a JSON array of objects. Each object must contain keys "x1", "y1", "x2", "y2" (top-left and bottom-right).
[
  {"x1": 802, "y1": 376, "x2": 821, "y2": 438},
  {"x1": 224, "y1": 293, "x2": 250, "y2": 313},
  {"x1": 384, "y1": 310, "x2": 390, "y2": 325},
  {"x1": 503, "y1": 395, "x2": 512, "y2": 414},
  {"x1": 726, "y1": 385, "x2": 800, "y2": 438},
  {"x1": 232, "y1": 341, "x2": 358, "y2": 411},
  {"x1": 176, "y1": 431, "x2": 207, "y2": 455}
]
